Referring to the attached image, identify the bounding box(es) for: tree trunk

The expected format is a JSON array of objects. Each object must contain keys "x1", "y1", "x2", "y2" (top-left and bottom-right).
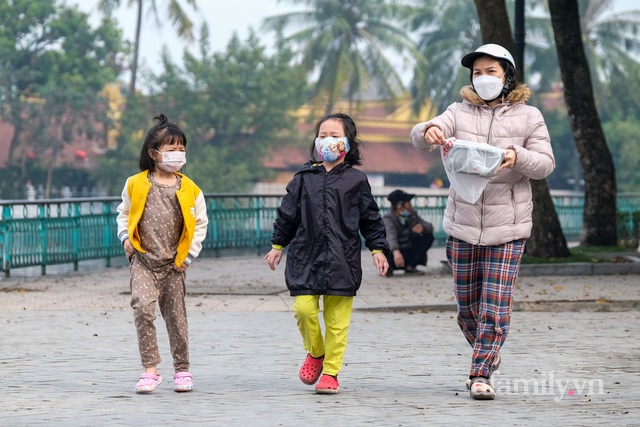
[
  {"x1": 7, "y1": 105, "x2": 24, "y2": 165},
  {"x1": 548, "y1": 0, "x2": 617, "y2": 246},
  {"x1": 473, "y1": 0, "x2": 512, "y2": 44},
  {"x1": 45, "y1": 123, "x2": 63, "y2": 199},
  {"x1": 9, "y1": 124, "x2": 21, "y2": 163},
  {"x1": 526, "y1": 178, "x2": 570, "y2": 256},
  {"x1": 474, "y1": 0, "x2": 570, "y2": 257},
  {"x1": 129, "y1": 0, "x2": 143, "y2": 95}
]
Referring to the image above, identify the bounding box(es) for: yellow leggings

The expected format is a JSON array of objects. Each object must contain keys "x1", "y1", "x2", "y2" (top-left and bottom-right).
[{"x1": 293, "y1": 295, "x2": 353, "y2": 377}]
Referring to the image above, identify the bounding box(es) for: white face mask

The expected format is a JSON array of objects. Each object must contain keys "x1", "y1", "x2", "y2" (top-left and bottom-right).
[
  {"x1": 154, "y1": 150, "x2": 186, "y2": 172},
  {"x1": 472, "y1": 75, "x2": 505, "y2": 101}
]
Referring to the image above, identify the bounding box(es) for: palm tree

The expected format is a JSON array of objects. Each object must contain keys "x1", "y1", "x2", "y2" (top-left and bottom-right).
[
  {"x1": 581, "y1": 1, "x2": 640, "y2": 74},
  {"x1": 98, "y1": 0, "x2": 198, "y2": 94},
  {"x1": 263, "y1": 0, "x2": 415, "y2": 114},
  {"x1": 409, "y1": 0, "x2": 640, "y2": 111},
  {"x1": 407, "y1": 0, "x2": 483, "y2": 112},
  {"x1": 521, "y1": 1, "x2": 640, "y2": 97}
]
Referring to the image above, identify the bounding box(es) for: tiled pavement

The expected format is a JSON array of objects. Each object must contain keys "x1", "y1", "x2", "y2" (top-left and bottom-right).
[{"x1": 1, "y1": 248, "x2": 639, "y2": 426}]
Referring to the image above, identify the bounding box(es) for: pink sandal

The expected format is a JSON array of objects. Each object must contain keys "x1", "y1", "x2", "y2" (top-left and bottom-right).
[
  {"x1": 315, "y1": 374, "x2": 339, "y2": 394},
  {"x1": 135, "y1": 373, "x2": 162, "y2": 393},
  {"x1": 174, "y1": 372, "x2": 193, "y2": 392},
  {"x1": 299, "y1": 354, "x2": 324, "y2": 385}
]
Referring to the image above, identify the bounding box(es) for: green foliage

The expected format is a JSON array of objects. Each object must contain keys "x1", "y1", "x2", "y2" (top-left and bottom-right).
[
  {"x1": 95, "y1": 29, "x2": 307, "y2": 194},
  {"x1": 0, "y1": 0, "x2": 127, "y2": 197},
  {"x1": 0, "y1": 164, "x2": 94, "y2": 199},
  {"x1": 603, "y1": 118, "x2": 640, "y2": 194},
  {"x1": 536, "y1": 106, "x2": 583, "y2": 191},
  {"x1": 92, "y1": 95, "x2": 149, "y2": 195},
  {"x1": 1, "y1": 0, "x2": 637, "y2": 199},
  {"x1": 407, "y1": 0, "x2": 640, "y2": 193}
]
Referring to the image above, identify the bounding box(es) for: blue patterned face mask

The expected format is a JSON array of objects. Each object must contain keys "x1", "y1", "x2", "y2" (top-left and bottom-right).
[{"x1": 315, "y1": 137, "x2": 350, "y2": 163}]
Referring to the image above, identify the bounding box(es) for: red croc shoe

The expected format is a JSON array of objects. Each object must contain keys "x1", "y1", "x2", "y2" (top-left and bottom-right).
[
  {"x1": 315, "y1": 374, "x2": 339, "y2": 394},
  {"x1": 299, "y1": 354, "x2": 324, "y2": 385}
]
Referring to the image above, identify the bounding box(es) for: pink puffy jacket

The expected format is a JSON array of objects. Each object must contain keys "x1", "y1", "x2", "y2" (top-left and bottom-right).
[{"x1": 411, "y1": 84, "x2": 555, "y2": 246}]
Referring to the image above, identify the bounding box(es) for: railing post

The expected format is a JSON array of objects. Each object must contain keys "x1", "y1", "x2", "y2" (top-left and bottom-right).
[
  {"x1": 2, "y1": 205, "x2": 11, "y2": 277},
  {"x1": 76, "y1": 202, "x2": 81, "y2": 271},
  {"x1": 254, "y1": 196, "x2": 261, "y2": 254},
  {"x1": 39, "y1": 203, "x2": 47, "y2": 276},
  {"x1": 104, "y1": 201, "x2": 112, "y2": 268}
]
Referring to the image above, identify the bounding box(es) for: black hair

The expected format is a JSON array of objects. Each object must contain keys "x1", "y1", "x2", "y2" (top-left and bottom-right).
[
  {"x1": 499, "y1": 60, "x2": 518, "y2": 94},
  {"x1": 468, "y1": 57, "x2": 519, "y2": 97},
  {"x1": 138, "y1": 114, "x2": 187, "y2": 172},
  {"x1": 309, "y1": 113, "x2": 363, "y2": 166}
]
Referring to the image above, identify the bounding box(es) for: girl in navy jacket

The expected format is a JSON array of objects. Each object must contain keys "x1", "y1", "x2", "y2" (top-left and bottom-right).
[{"x1": 265, "y1": 113, "x2": 389, "y2": 394}]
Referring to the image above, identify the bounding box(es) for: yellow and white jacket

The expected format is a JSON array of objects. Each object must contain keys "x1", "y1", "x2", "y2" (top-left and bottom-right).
[{"x1": 116, "y1": 170, "x2": 208, "y2": 267}]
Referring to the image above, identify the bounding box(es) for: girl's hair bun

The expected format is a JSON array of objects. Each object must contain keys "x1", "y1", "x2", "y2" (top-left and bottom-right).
[{"x1": 153, "y1": 114, "x2": 168, "y2": 126}]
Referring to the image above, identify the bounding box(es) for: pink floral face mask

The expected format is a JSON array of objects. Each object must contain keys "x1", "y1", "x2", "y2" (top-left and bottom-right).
[{"x1": 154, "y1": 150, "x2": 186, "y2": 172}]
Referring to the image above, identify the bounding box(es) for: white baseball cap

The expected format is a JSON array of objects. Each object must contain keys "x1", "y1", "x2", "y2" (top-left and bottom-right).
[{"x1": 461, "y1": 44, "x2": 516, "y2": 70}]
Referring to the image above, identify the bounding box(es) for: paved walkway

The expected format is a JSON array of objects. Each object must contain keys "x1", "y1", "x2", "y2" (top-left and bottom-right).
[{"x1": 1, "y1": 248, "x2": 639, "y2": 426}]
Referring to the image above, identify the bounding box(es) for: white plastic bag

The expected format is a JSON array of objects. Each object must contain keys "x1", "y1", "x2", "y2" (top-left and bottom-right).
[{"x1": 441, "y1": 138, "x2": 505, "y2": 203}]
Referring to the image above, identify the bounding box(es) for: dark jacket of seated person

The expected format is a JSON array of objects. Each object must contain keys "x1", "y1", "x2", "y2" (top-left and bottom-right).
[{"x1": 382, "y1": 190, "x2": 434, "y2": 276}]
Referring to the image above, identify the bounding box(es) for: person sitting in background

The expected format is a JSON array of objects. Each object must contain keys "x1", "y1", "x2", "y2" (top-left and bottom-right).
[{"x1": 382, "y1": 190, "x2": 434, "y2": 277}]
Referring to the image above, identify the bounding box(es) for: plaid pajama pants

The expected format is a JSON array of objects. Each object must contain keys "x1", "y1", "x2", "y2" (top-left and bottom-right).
[{"x1": 446, "y1": 236, "x2": 525, "y2": 378}]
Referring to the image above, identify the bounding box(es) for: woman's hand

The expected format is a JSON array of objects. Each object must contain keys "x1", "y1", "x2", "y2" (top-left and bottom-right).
[
  {"x1": 424, "y1": 126, "x2": 447, "y2": 146},
  {"x1": 264, "y1": 248, "x2": 283, "y2": 270},
  {"x1": 498, "y1": 148, "x2": 517, "y2": 171}
]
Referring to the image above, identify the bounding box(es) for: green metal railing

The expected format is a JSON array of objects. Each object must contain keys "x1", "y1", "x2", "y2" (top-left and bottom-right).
[{"x1": 1, "y1": 193, "x2": 638, "y2": 276}]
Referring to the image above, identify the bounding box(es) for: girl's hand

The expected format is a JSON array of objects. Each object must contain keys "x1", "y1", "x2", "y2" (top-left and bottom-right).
[
  {"x1": 174, "y1": 262, "x2": 189, "y2": 272},
  {"x1": 373, "y1": 252, "x2": 389, "y2": 276},
  {"x1": 424, "y1": 126, "x2": 447, "y2": 146},
  {"x1": 264, "y1": 248, "x2": 283, "y2": 270},
  {"x1": 123, "y1": 239, "x2": 134, "y2": 257}
]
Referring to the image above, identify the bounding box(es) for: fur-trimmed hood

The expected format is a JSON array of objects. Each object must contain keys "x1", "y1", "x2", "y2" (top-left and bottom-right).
[{"x1": 459, "y1": 83, "x2": 531, "y2": 106}]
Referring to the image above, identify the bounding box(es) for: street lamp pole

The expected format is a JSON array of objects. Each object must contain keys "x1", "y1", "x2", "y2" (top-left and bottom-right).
[{"x1": 514, "y1": 0, "x2": 525, "y2": 81}]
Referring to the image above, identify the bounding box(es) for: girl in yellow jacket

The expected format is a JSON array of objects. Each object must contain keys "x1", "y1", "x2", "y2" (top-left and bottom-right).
[{"x1": 116, "y1": 114, "x2": 208, "y2": 394}]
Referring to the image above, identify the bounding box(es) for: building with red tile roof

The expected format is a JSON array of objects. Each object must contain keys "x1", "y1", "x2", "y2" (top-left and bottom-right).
[{"x1": 258, "y1": 98, "x2": 443, "y2": 194}]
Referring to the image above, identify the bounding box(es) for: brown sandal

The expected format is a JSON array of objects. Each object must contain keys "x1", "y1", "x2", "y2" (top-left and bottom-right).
[
  {"x1": 469, "y1": 377, "x2": 495, "y2": 400},
  {"x1": 466, "y1": 352, "x2": 501, "y2": 389}
]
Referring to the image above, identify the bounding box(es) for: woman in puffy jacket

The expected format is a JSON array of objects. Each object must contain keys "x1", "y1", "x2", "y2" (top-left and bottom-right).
[{"x1": 411, "y1": 44, "x2": 555, "y2": 400}]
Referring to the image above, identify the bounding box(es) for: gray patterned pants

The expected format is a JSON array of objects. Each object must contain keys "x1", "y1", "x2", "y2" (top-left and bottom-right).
[{"x1": 130, "y1": 254, "x2": 189, "y2": 373}]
